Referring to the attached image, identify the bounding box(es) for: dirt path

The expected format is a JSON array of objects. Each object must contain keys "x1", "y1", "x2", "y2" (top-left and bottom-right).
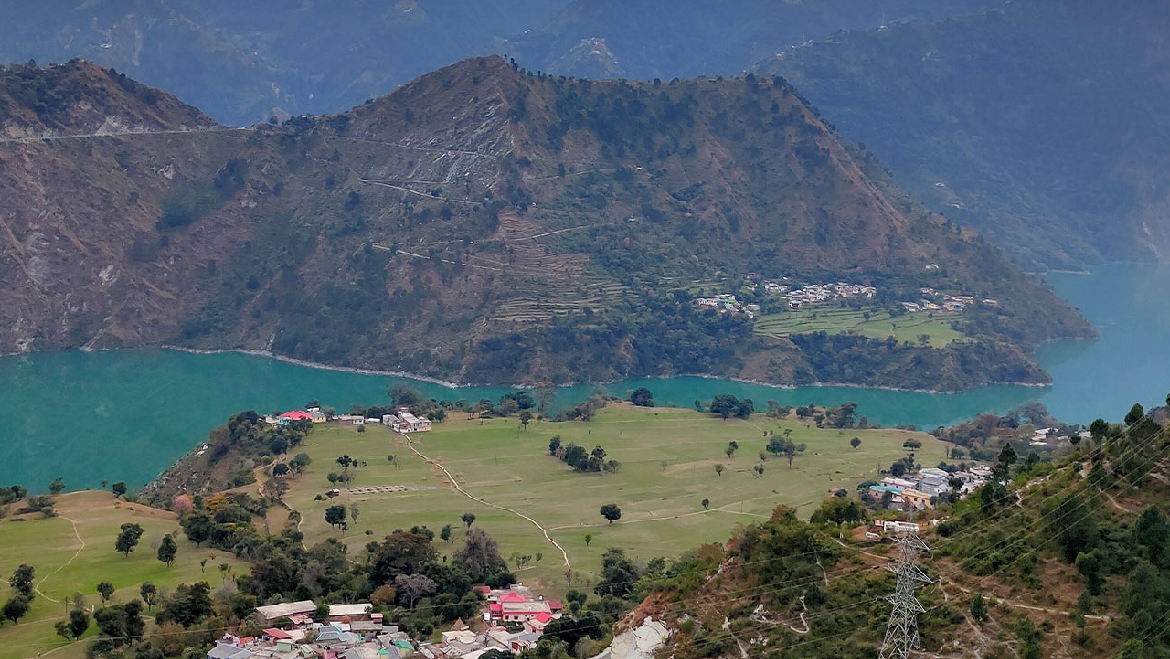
[
  {"x1": 401, "y1": 434, "x2": 571, "y2": 567},
  {"x1": 546, "y1": 502, "x2": 768, "y2": 532},
  {"x1": 34, "y1": 515, "x2": 85, "y2": 604}
]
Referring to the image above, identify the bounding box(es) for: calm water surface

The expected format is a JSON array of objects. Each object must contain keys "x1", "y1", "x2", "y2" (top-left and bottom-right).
[{"x1": 1, "y1": 264, "x2": 1166, "y2": 491}]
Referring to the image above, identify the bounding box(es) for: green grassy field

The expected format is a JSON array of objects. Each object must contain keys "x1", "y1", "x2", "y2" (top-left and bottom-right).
[
  {"x1": 284, "y1": 404, "x2": 948, "y2": 595},
  {"x1": 754, "y1": 306, "x2": 966, "y2": 345},
  {"x1": 0, "y1": 492, "x2": 244, "y2": 659}
]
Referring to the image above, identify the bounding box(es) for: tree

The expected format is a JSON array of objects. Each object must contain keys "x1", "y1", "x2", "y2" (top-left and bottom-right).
[
  {"x1": 140, "y1": 583, "x2": 157, "y2": 610},
  {"x1": 2, "y1": 597, "x2": 29, "y2": 624},
  {"x1": 970, "y1": 593, "x2": 987, "y2": 624},
  {"x1": 453, "y1": 528, "x2": 507, "y2": 581},
  {"x1": 394, "y1": 573, "x2": 437, "y2": 608},
  {"x1": 96, "y1": 582, "x2": 114, "y2": 602},
  {"x1": 725, "y1": 441, "x2": 738, "y2": 458},
  {"x1": 48, "y1": 477, "x2": 65, "y2": 495},
  {"x1": 753, "y1": 464, "x2": 764, "y2": 478},
  {"x1": 995, "y1": 444, "x2": 1017, "y2": 481},
  {"x1": 9, "y1": 565, "x2": 35, "y2": 599},
  {"x1": 584, "y1": 534, "x2": 592, "y2": 547},
  {"x1": 325, "y1": 504, "x2": 347, "y2": 529},
  {"x1": 548, "y1": 436, "x2": 562, "y2": 456},
  {"x1": 1125, "y1": 403, "x2": 1146, "y2": 425},
  {"x1": 180, "y1": 511, "x2": 213, "y2": 547},
  {"x1": 1076, "y1": 550, "x2": 1103, "y2": 595},
  {"x1": 462, "y1": 512, "x2": 476, "y2": 529},
  {"x1": 389, "y1": 383, "x2": 423, "y2": 408},
  {"x1": 1089, "y1": 418, "x2": 1109, "y2": 443},
  {"x1": 111, "y1": 482, "x2": 127, "y2": 499},
  {"x1": 369, "y1": 529, "x2": 438, "y2": 586},
  {"x1": 701, "y1": 498, "x2": 710, "y2": 510},
  {"x1": 629, "y1": 388, "x2": 654, "y2": 407},
  {"x1": 784, "y1": 439, "x2": 806, "y2": 467},
  {"x1": 715, "y1": 464, "x2": 724, "y2": 477},
  {"x1": 271, "y1": 463, "x2": 290, "y2": 477},
  {"x1": 594, "y1": 548, "x2": 639, "y2": 597},
  {"x1": 440, "y1": 524, "x2": 453, "y2": 544},
  {"x1": 157, "y1": 534, "x2": 178, "y2": 567},
  {"x1": 600, "y1": 504, "x2": 622, "y2": 524},
  {"x1": 519, "y1": 411, "x2": 532, "y2": 430},
  {"x1": 115, "y1": 523, "x2": 144, "y2": 557},
  {"x1": 55, "y1": 609, "x2": 89, "y2": 639},
  {"x1": 350, "y1": 503, "x2": 360, "y2": 524},
  {"x1": 850, "y1": 437, "x2": 861, "y2": 450},
  {"x1": 290, "y1": 453, "x2": 312, "y2": 473}
]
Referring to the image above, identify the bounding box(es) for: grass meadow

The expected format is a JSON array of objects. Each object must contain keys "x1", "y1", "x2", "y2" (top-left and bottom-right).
[{"x1": 754, "y1": 306, "x2": 965, "y2": 345}]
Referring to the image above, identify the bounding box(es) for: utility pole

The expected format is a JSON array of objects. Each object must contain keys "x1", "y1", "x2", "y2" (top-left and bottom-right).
[{"x1": 878, "y1": 513, "x2": 932, "y2": 659}]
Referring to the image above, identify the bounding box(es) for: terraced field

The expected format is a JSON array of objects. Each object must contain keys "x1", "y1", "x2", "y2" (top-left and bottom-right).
[{"x1": 754, "y1": 306, "x2": 966, "y2": 345}]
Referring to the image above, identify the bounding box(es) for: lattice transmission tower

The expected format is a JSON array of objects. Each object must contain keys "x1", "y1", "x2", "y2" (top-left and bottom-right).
[{"x1": 878, "y1": 519, "x2": 933, "y2": 659}]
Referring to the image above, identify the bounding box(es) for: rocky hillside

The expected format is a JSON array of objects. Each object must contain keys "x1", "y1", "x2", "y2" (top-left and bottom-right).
[
  {"x1": 758, "y1": 0, "x2": 1170, "y2": 269},
  {"x1": 0, "y1": 57, "x2": 1092, "y2": 389}
]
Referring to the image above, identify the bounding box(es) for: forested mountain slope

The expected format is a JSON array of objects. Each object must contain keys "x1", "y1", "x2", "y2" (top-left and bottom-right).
[
  {"x1": 0, "y1": 57, "x2": 1092, "y2": 389},
  {"x1": 758, "y1": 0, "x2": 1170, "y2": 269}
]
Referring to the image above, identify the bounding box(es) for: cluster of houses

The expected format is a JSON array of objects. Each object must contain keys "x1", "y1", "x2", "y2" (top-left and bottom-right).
[
  {"x1": 209, "y1": 602, "x2": 403, "y2": 659},
  {"x1": 901, "y1": 289, "x2": 996, "y2": 313},
  {"x1": 868, "y1": 466, "x2": 992, "y2": 511},
  {"x1": 694, "y1": 294, "x2": 760, "y2": 318},
  {"x1": 781, "y1": 282, "x2": 877, "y2": 309},
  {"x1": 1028, "y1": 426, "x2": 1079, "y2": 447},
  {"x1": 264, "y1": 407, "x2": 430, "y2": 433},
  {"x1": 212, "y1": 586, "x2": 560, "y2": 659}
]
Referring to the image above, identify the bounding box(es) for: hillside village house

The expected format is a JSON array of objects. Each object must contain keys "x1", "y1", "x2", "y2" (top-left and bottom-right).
[
  {"x1": 337, "y1": 414, "x2": 366, "y2": 426},
  {"x1": 383, "y1": 408, "x2": 432, "y2": 433},
  {"x1": 254, "y1": 600, "x2": 316, "y2": 625}
]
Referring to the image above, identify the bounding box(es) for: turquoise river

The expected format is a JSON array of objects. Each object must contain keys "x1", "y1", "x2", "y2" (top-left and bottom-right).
[{"x1": 1, "y1": 263, "x2": 1167, "y2": 491}]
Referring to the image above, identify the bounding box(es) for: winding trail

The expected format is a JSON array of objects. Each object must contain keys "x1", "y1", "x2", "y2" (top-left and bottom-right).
[
  {"x1": 33, "y1": 515, "x2": 85, "y2": 604},
  {"x1": 400, "y1": 433, "x2": 571, "y2": 567}
]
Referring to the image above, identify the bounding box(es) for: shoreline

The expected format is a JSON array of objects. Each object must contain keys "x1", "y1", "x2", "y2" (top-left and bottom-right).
[
  {"x1": 163, "y1": 346, "x2": 1050, "y2": 396},
  {"x1": 0, "y1": 344, "x2": 1056, "y2": 396}
]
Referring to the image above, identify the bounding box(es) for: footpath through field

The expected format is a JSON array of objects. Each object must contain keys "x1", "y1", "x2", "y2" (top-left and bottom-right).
[{"x1": 399, "y1": 433, "x2": 572, "y2": 568}]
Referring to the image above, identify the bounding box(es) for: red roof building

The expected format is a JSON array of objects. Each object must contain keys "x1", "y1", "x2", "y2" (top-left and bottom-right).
[
  {"x1": 262, "y1": 628, "x2": 292, "y2": 640},
  {"x1": 280, "y1": 411, "x2": 313, "y2": 421}
]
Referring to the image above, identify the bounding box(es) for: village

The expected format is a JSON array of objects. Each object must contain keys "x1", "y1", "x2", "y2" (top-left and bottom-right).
[
  {"x1": 693, "y1": 279, "x2": 995, "y2": 318},
  {"x1": 266, "y1": 407, "x2": 433, "y2": 434},
  {"x1": 207, "y1": 584, "x2": 562, "y2": 659},
  {"x1": 866, "y1": 465, "x2": 993, "y2": 512}
]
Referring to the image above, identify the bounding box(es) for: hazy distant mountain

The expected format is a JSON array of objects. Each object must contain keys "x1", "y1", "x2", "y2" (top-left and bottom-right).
[
  {"x1": 758, "y1": 0, "x2": 1170, "y2": 269},
  {"x1": 1, "y1": 0, "x2": 997, "y2": 126},
  {"x1": 0, "y1": 0, "x2": 571, "y2": 125},
  {"x1": 0, "y1": 58, "x2": 1091, "y2": 390},
  {"x1": 502, "y1": 0, "x2": 1001, "y2": 80}
]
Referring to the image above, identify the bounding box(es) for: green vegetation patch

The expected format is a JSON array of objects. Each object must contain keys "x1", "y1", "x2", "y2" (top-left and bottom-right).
[{"x1": 755, "y1": 307, "x2": 965, "y2": 346}]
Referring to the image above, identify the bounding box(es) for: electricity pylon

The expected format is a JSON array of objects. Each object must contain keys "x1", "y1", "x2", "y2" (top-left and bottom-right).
[{"x1": 878, "y1": 517, "x2": 932, "y2": 659}]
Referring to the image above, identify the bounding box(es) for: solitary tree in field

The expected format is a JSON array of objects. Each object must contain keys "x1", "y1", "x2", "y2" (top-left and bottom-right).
[
  {"x1": 218, "y1": 563, "x2": 231, "y2": 584},
  {"x1": 462, "y1": 512, "x2": 476, "y2": 529},
  {"x1": 970, "y1": 593, "x2": 987, "y2": 624},
  {"x1": 600, "y1": 504, "x2": 622, "y2": 524},
  {"x1": 520, "y1": 411, "x2": 532, "y2": 430},
  {"x1": 49, "y1": 478, "x2": 65, "y2": 495},
  {"x1": 96, "y1": 582, "x2": 114, "y2": 602},
  {"x1": 55, "y1": 608, "x2": 89, "y2": 639},
  {"x1": 715, "y1": 464, "x2": 725, "y2": 477},
  {"x1": 115, "y1": 523, "x2": 144, "y2": 557},
  {"x1": 9, "y1": 565, "x2": 35, "y2": 599},
  {"x1": 350, "y1": 503, "x2": 360, "y2": 524},
  {"x1": 111, "y1": 482, "x2": 127, "y2": 499},
  {"x1": 701, "y1": 498, "x2": 710, "y2": 510},
  {"x1": 725, "y1": 442, "x2": 737, "y2": 458},
  {"x1": 156, "y1": 534, "x2": 177, "y2": 567},
  {"x1": 753, "y1": 464, "x2": 764, "y2": 478},
  {"x1": 325, "y1": 504, "x2": 347, "y2": 530},
  {"x1": 850, "y1": 437, "x2": 861, "y2": 450},
  {"x1": 441, "y1": 524, "x2": 453, "y2": 543},
  {"x1": 2, "y1": 597, "x2": 30, "y2": 624},
  {"x1": 584, "y1": 534, "x2": 592, "y2": 547}
]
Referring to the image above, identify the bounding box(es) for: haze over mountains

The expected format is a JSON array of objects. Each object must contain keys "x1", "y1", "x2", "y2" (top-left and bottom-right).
[
  {"x1": 0, "y1": 57, "x2": 1090, "y2": 389},
  {"x1": 760, "y1": 0, "x2": 1170, "y2": 269},
  {"x1": 2, "y1": 0, "x2": 996, "y2": 126}
]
